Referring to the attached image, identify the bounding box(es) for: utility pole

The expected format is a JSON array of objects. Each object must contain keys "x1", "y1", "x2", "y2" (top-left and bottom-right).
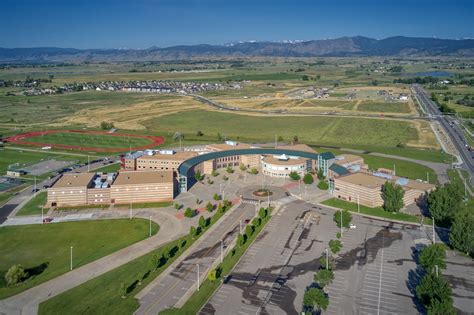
[
  {"x1": 325, "y1": 248, "x2": 329, "y2": 270},
  {"x1": 197, "y1": 264, "x2": 200, "y2": 291},
  {"x1": 220, "y1": 240, "x2": 223, "y2": 263},
  {"x1": 70, "y1": 246, "x2": 73, "y2": 271}
]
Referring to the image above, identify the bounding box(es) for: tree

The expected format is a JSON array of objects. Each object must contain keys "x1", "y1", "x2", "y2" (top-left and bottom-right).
[
  {"x1": 293, "y1": 135, "x2": 299, "y2": 143},
  {"x1": 277, "y1": 135, "x2": 283, "y2": 142},
  {"x1": 333, "y1": 209, "x2": 352, "y2": 228},
  {"x1": 206, "y1": 202, "x2": 214, "y2": 212},
  {"x1": 302, "y1": 75, "x2": 309, "y2": 81},
  {"x1": 173, "y1": 132, "x2": 184, "y2": 142},
  {"x1": 317, "y1": 169, "x2": 325, "y2": 180},
  {"x1": 137, "y1": 272, "x2": 143, "y2": 286},
  {"x1": 319, "y1": 255, "x2": 334, "y2": 270},
  {"x1": 416, "y1": 273, "x2": 453, "y2": 311},
  {"x1": 329, "y1": 239, "x2": 343, "y2": 254},
  {"x1": 184, "y1": 207, "x2": 195, "y2": 218},
  {"x1": 194, "y1": 170, "x2": 203, "y2": 182},
  {"x1": 382, "y1": 182, "x2": 405, "y2": 212},
  {"x1": 238, "y1": 234, "x2": 246, "y2": 247},
  {"x1": 427, "y1": 182, "x2": 463, "y2": 227},
  {"x1": 196, "y1": 130, "x2": 204, "y2": 136},
  {"x1": 100, "y1": 121, "x2": 114, "y2": 130},
  {"x1": 198, "y1": 216, "x2": 206, "y2": 229},
  {"x1": 449, "y1": 209, "x2": 474, "y2": 256},
  {"x1": 318, "y1": 180, "x2": 329, "y2": 190},
  {"x1": 250, "y1": 167, "x2": 259, "y2": 175},
  {"x1": 419, "y1": 244, "x2": 446, "y2": 273},
  {"x1": 226, "y1": 166, "x2": 234, "y2": 174},
  {"x1": 245, "y1": 224, "x2": 255, "y2": 237},
  {"x1": 252, "y1": 217, "x2": 261, "y2": 227},
  {"x1": 314, "y1": 269, "x2": 334, "y2": 289},
  {"x1": 289, "y1": 171, "x2": 300, "y2": 181},
  {"x1": 213, "y1": 193, "x2": 220, "y2": 201},
  {"x1": 217, "y1": 203, "x2": 223, "y2": 213},
  {"x1": 208, "y1": 269, "x2": 217, "y2": 282},
  {"x1": 211, "y1": 170, "x2": 219, "y2": 177},
  {"x1": 303, "y1": 288, "x2": 329, "y2": 312},
  {"x1": 303, "y1": 173, "x2": 314, "y2": 184},
  {"x1": 239, "y1": 164, "x2": 247, "y2": 171},
  {"x1": 4, "y1": 265, "x2": 26, "y2": 286},
  {"x1": 174, "y1": 203, "x2": 180, "y2": 210},
  {"x1": 120, "y1": 282, "x2": 127, "y2": 298},
  {"x1": 150, "y1": 254, "x2": 160, "y2": 271},
  {"x1": 427, "y1": 298, "x2": 456, "y2": 315},
  {"x1": 189, "y1": 226, "x2": 196, "y2": 238},
  {"x1": 258, "y1": 207, "x2": 268, "y2": 220}
]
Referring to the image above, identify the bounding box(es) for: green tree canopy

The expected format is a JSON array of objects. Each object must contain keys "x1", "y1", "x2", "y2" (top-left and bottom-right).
[
  {"x1": 333, "y1": 209, "x2": 352, "y2": 228},
  {"x1": 313, "y1": 269, "x2": 334, "y2": 288},
  {"x1": 303, "y1": 288, "x2": 329, "y2": 312},
  {"x1": 198, "y1": 216, "x2": 206, "y2": 229},
  {"x1": 329, "y1": 239, "x2": 343, "y2": 254},
  {"x1": 289, "y1": 171, "x2": 300, "y2": 181},
  {"x1": 449, "y1": 209, "x2": 474, "y2": 256},
  {"x1": 427, "y1": 182, "x2": 463, "y2": 227},
  {"x1": 416, "y1": 273, "x2": 453, "y2": 311},
  {"x1": 382, "y1": 182, "x2": 405, "y2": 212},
  {"x1": 5, "y1": 265, "x2": 27, "y2": 286},
  {"x1": 419, "y1": 244, "x2": 446, "y2": 273},
  {"x1": 206, "y1": 202, "x2": 214, "y2": 212},
  {"x1": 303, "y1": 173, "x2": 314, "y2": 184},
  {"x1": 318, "y1": 180, "x2": 329, "y2": 190}
]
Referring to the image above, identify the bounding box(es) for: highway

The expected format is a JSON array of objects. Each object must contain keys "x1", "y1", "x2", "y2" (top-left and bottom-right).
[{"x1": 412, "y1": 84, "x2": 474, "y2": 185}]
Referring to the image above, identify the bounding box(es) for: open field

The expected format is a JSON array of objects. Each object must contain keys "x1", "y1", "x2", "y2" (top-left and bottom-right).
[
  {"x1": 145, "y1": 110, "x2": 439, "y2": 149},
  {"x1": 16, "y1": 192, "x2": 47, "y2": 216},
  {"x1": 0, "y1": 219, "x2": 159, "y2": 299},
  {"x1": 7, "y1": 130, "x2": 164, "y2": 152}
]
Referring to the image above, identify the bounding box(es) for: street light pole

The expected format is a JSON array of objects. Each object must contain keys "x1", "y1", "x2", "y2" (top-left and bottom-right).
[
  {"x1": 149, "y1": 216, "x2": 152, "y2": 237},
  {"x1": 41, "y1": 206, "x2": 44, "y2": 224},
  {"x1": 197, "y1": 264, "x2": 200, "y2": 291},
  {"x1": 222, "y1": 190, "x2": 225, "y2": 201},
  {"x1": 220, "y1": 240, "x2": 223, "y2": 263},
  {"x1": 87, "y1": 155, "x2": 90, "y2": 172},
  {"x1": 325, "y1": 248, "x2": 329, "y2": 270},
  {"x1": 70, "y1": 246, "x2": 73, "y2": 271},
  {"x1": 340, "y1": 210, "x2": 343, "y2": 237},
  {"x1": 357, "y1": 195, "x2": 360, "y2": 213},
  {"x1": 34, "y1": 177, "x2": 37, "y2": 197}
]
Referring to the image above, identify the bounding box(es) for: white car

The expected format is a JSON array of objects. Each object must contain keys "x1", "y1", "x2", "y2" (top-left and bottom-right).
[{"x1": 349, "y1": 223, "x2": 357, "y2": 229}]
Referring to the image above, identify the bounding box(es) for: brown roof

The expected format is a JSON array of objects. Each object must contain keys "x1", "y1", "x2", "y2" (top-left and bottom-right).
[
  {"x1": 334, "y1": 154, "x2": 364, "y2": 166},
  {"x1": 275, "y1": 144, "x2": 317, "y2": 154},
  {"x1": 52, "y1": 173, "x2": 95, "y2": 188},
  {"x1": 262, "y1": 155, "x2": 306, "y2": 166},
  {"x1": 336, "y1": 172, "x2": 434, "y2": 191},
  {"x1": 112, "y1": 170, "x2": 173, "y2": 186},
  {"x1": 137, "y1": 151, "x2": 198, "y2": 162},
  {"x1": 206, "y1": 142, "x2": 253, "y2": 151}
]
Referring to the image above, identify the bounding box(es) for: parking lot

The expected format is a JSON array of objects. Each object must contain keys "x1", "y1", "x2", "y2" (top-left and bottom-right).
[{"x1": 200, "y1": 201, "x2": 434, "y2": 315}]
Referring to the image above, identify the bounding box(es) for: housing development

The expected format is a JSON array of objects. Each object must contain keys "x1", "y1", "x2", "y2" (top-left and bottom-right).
[{"x1": 0, "y1": 2, "x2": 473, "y2": 315}]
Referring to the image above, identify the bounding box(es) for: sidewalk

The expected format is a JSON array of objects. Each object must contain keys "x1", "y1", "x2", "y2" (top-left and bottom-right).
[{"x1": 0, "y1": 210, "x2": 184, "y2": 315}]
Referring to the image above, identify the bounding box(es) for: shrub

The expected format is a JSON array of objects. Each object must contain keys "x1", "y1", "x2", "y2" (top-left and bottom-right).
[
  {"x1": 318, "y1": 180, "x2": 329, "y2": 190},
  {"x1": 289, "y1": 171, "x2": 301, "y2": 181},
  {"x1": 5, "y1": 265, "x2": 27, "y2": 286},
  {"x1": 303, "y1": 173, "x2": 314, "y2": 184},
  {"x1": 184, "y1": 207, "x2": 195, "y2": 218}
]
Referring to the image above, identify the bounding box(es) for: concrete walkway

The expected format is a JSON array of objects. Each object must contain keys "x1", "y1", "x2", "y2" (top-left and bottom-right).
[{"x1": 0, "y1": 210, "x2": 184, "y2": 315}]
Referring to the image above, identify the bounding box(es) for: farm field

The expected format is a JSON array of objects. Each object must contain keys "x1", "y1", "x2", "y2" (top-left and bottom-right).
[
  {"x1": 356, "y1": 101, "x2": 412, "y2": 113},
  {"x1": 145, "y1": 110, "x2": 439, "y2": 149},
  {"x1": 0, "y1": 219, "x2": 159, "y2": 299}
]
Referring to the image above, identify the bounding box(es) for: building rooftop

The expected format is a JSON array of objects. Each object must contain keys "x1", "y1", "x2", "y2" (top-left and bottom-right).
[
  {"x1": 336, "y1": 172, "x2": 434, "y2": 191},
  {"x1": 334, "y1": 154, "x2": 364, "y2": 166},
  {"x1": 262, "y1": 155, "x2": 306, "y2": 166},
  {"x1": 138, "y1": 151, "x2": 198, "y2": 161},
  {"x1": 275, "y1": 143, "x2": 317, "y2": 154},
  {"x1": 52, "y1": 173, "x2": 95, "y2": 188},
  {"x1": 113, "y1": 170, "x2": 173, "y2": 185},
  {"x1": 206, "y1": 142, "x2": 254, "y2": 152}
]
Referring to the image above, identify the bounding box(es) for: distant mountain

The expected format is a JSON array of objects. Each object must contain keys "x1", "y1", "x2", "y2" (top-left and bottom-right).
[{"x1": 1, "y1": 36, "x2": 473, "y2": 62}]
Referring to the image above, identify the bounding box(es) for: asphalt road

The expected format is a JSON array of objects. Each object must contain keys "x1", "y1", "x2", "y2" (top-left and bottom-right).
[
  {"x1": 0, "y1": 159, "x2": 117, "y2": 223},
  {"x1": 412, "y1": 84, "x2": 474, "y2": 185}
]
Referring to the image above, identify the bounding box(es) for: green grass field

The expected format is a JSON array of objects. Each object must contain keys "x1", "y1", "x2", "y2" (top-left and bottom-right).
[
  {"x1": 146, "y1": 110, "x2": 435, "y2": 149},
  {"x1": 322, "y1": 198, "x2": 432, "y2": 225},
  {"x1": 26, "y1": 132, "x2": 152, "y2": 149},
  {"x1": 357, "y1": 102, "x2": 411, "y2": 113},
  {"x1": 90, "y1": 163, "x2": 121, "y2": 173},
  {"x1": 16, "y1": 191, "x2": 47, "y2": 216},
  {"x1": 0, "y1": 219, "x2": 158, "y2": 299}
]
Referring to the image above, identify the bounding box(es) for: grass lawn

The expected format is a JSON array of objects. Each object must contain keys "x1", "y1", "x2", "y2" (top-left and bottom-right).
[
  {"x1": 39, "y1": 202, "x2": 234, "y2": 314},
  {"x1": 161, "y1": 211, "x2": 272, "y2": 314},
  {"x1": 360, "y1": 154, "x2": 438, "y2": 183},
  {"x1": 0, "y1": 219, "x2": 159, "y2": 299},
  {"x1": 146, "y1": 110, "x2": 436, "y2": 150},
  {"x1": 26, "y1": 132, "x2": 152, "y2": 149},
  {"x1": 0, "y1": 185, "x2": 27, "y2": 206},
  {"x1": 16, "y1": 191, "x2": 47, "y2": 216},
  {"x1": 91, "y1": 163, "x2": 121, "y2": 173},
  {"x1": 322, "y1": 198, "x2": 432, "y2": 225}
]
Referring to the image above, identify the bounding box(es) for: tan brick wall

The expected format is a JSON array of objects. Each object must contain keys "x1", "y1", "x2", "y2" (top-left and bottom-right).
[
  {"x1": 110, "y1": 182, "x2": 173, "y2": 204},
  {"x1": 47, "y1": 187, "x2": 88, "y2": 207}
]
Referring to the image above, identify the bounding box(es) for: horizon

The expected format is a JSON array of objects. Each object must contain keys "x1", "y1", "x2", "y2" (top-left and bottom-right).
[{"x1": 1, "y1": 0, "x2": 473, "y2": 49}]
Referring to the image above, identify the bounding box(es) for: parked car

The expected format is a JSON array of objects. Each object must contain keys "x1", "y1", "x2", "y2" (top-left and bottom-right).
[
  {"x1": 349, "y1": 223, "x2": 357, "y2": 229},
  {"x1": 43, "y1": 217, "x2": 53, "y2": 223}
]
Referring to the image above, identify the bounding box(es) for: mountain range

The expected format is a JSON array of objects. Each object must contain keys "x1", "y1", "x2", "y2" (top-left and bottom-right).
[{"x1": 1, "y1": 36, "x2": 473, "y2": 62}]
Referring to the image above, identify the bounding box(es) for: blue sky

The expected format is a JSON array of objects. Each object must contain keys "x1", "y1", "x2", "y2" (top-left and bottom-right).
[{"x1": 1, "y1": 0, "x2": 473, "y2": 48}]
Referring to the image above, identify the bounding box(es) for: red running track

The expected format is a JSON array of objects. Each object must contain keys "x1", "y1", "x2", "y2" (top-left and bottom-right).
[{"x1": 5, "y1": 129, "x2": 165, "y2": 152}]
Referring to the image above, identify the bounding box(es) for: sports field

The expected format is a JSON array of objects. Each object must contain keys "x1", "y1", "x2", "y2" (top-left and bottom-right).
[
  {"x1": 6, "y1": 130, "x2": 164, "y2": 152},
  {"x1": 0, "y1": 219, "x2": 159, "y2": 299}
]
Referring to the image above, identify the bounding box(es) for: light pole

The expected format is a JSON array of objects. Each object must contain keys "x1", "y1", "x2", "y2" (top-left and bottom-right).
[
  {"x1": 149, "y1": 216, "x2": 152, "y2": 237},
  {"x1": 220, "y1": 240, "x2": 224, "y2": 263},
  {"x1": 432, "y1": 218, "x2": 436, "y2": 244},
  {"x1": 325, "y1": 248, "x2": 329, "y2": 270},
  {"x1": 220, "y1": 183, "x2": 222, "y2": 193},
  {"x1": 87, "y1": 155, "x2": 90, "y2": 172},
  {"x1": 222, "y1": 190, "x2": 225, "y2": 201},
  {"x1": 197, "y1": 264, "x2": 200, "y2": 291},
  {"x1": 41, "y1": 206, "x2": 44, "y2": 224},
  {"x1": 129, "y1": 202, "x2": 133, "y2": 219},
  {"x1": 426, "y1": 172, "x2": 429, "y2": 184},
  {"x1": 357, "y1": 195, "x2": 360, "y2": 213},
  {"x1": 340, "y1": 210, "x2": 343, "y2": 237},
  {"x1": 34, "y1": 177, "x2": 37, "y2": 197},
  {"x1": 70, "y1": 246, "x2": 73, "y2": 271}
]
